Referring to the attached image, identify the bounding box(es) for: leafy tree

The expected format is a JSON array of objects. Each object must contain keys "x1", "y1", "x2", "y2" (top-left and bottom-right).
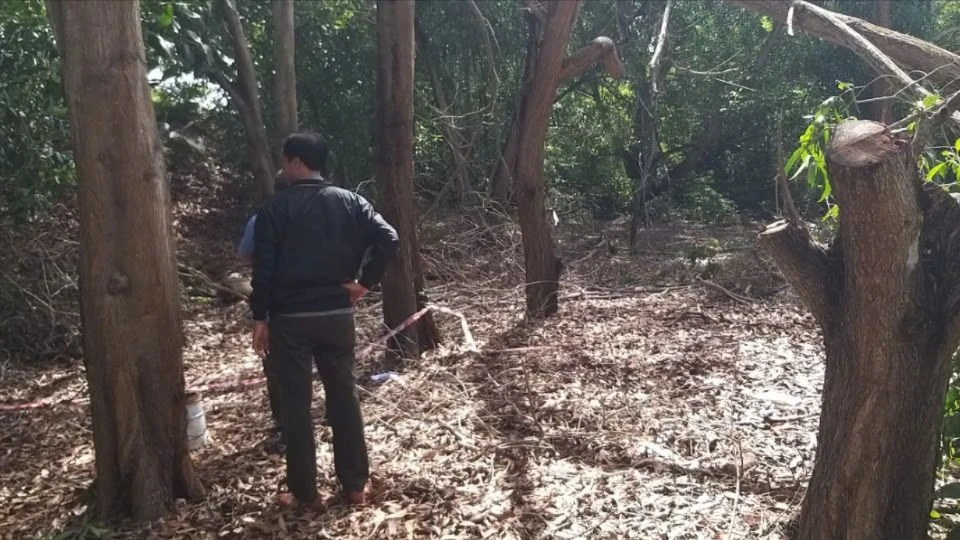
[{"x1": 0, "y1": 0, "x2": 73, "y2": 222}]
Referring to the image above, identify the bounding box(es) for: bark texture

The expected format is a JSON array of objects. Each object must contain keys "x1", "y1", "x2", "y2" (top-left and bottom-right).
[
  {"x1": 760, "y1": 120, "x2": 960, "y2": 539},
  {"x1": 47, "y1": 0, "x2": 204, "y2": 521},
  {"x1": 272, "y1": 0, "x2": 298, "y2": 143},
  {"x1": 375, "y1": 0, "x2": 440, "y2": 358}
]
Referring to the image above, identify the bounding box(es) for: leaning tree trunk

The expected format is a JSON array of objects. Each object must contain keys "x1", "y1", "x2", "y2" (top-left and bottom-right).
[
  {"x1": 46, "y1": 0, "x2": 204, "y2": 521},
  {"x1": 375, "y1": 0, "x2": 440, "y2": 359},
  {"x1": 511, "y1": 1, "x2": 580, "y2": 317},
  {"x1": 221, "y1": 0, "x2": 275, "y2": 203},
  {"x1": 272, "y1": 0, "x2": 297, "y2": 145},
  {"x1": 760, "y1": 120, "x2": 960, "y2": 539},
  {"x1": 497, "y1": 0, "x2": 623, "y2": 317}
]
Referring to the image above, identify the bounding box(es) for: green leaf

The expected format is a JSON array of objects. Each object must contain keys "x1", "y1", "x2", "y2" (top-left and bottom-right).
[
  {"x1": 784, "y1": 147, "x2": 806, "y2": 176},
  {"x1": 760, "y1": 16, "x2": 774, "y2": 32},
  {"x1": 938, "y1": 482, "x2": 960, "y2": 499},
  {"x1": 837, "y1": 81, "x2": 852, "y2": 91},
  {"x1": 818, "y1": 175, "x2": 832, "y2": 202},
  {"x1": 821, "y1": 203, "x2": 839, "y2": 221},
  {"x1": 924, "y1": 94, "x2": 942, "y2": 109},
  {"x1": 931, "y1": 509, "x2": 942, "y2": 519},
  {"x1": 789, "y1": 153, "x2": 812, "y2": 181},
  {"x1": 158, "y1": 2, "x2": 174, "y2": 28},
  {"x1": 927, "y1": 162, "x2": 948, "y2": 181},
  {"x1": 954, "y1": 138, "x2": 960, "y2": 152},
  {"x1": 807, "y1": 161, "x2": 819, "y2": 190}
]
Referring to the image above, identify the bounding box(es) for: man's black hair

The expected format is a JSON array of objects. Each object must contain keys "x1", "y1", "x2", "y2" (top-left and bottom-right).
[{"x1": 282, "y1": 132, "x2": 328, "y2": 173}]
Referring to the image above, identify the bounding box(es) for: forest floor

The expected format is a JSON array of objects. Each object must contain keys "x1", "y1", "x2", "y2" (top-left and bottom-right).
[{"x1": 0, "y1": 160, "x2": 831, "y2": 539}]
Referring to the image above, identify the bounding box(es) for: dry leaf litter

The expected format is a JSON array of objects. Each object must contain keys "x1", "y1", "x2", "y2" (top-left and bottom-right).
[{"x1": 0, "y1": 160, "x2": 828, "y2": 539}]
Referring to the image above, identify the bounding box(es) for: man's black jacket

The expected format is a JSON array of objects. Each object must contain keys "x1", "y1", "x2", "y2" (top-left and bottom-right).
[{"x1": 250, "y1": 178, "x2": 399, "y2": 320}]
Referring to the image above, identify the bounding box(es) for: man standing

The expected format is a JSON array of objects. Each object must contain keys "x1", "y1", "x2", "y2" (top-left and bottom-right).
[{"x1": 250, "y1": 132, "x2": 399, "y2": 509}]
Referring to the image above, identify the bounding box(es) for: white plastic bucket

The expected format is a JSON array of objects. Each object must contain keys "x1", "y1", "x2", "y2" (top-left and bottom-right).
[{"x1": 185, "y1": 391, "x2": 209, "y2": 450}]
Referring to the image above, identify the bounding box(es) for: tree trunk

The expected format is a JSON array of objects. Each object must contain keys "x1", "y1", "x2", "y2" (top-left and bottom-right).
[
  {"x1": 759, "y1": 120, "x2": 960, "y2": 539},
  {"x1": 491, "y1": 7, "x2": 624, "y2": 207},
  {"x1": 47, "y1": 0, "x2": 204, "y2": 521},
  {"x1": 511, "y1": 1, "x2": 581, "y2": 317},
  {"x1": 272, "y1": 0, "x2": 298, "y2": 146},
  {"x1": 492, "y1": 1, "x2": 623, "y2": 317},
  {"x1": 774, "y1": 115, "x2": 801, "y2": 223},
  {"x1": 222, "y1": 0, "x2": 275, "y2": 203},
  {"x1": 375, "y1": 0, "x2": 440, "y2": 359},
  {"x1": 489, "y1": 8, "x2": 539, "y2": 205}
]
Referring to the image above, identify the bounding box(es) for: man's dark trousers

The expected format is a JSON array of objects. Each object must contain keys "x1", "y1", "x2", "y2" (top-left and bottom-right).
[
  {"x1": 269, "y1": 313, "x2": 368, "y2": 502},
  {"x1": 261, "y1": 352, "x2": 285, "y2": 439}
]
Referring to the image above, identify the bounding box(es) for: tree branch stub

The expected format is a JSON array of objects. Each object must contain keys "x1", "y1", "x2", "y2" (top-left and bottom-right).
[
  {"x1": 758, "y1": 220, "x2": 835, "y2": 325},
  {"x1": 559, "y1": 37, "x2": 624, "y2": 83}
]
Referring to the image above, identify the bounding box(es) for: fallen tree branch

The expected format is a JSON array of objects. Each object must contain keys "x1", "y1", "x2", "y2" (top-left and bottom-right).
[
  {"x1": 696, "y1": 277, "x2": 754, "y2": 306},
  {"x1": 724, "y1": 0, "x2": 960, "y2": 92},
  {"x1": 177, "y1": 263, "x2": 248, "y2": 300},
  {"x1": 791, "y1": 2, "x2": 932, "y2": 99},
  {"x1": 726, "y1": 0, "x2": 960, "y2": 130}
]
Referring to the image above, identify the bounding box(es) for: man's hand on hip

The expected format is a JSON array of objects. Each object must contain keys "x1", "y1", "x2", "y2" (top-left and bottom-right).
[
  {"x1": 253, "y1": 320, "x2": 269, "y2": 357},
  {"x1": 343, "y1": 281, "x2": 368, "y2": 305}
]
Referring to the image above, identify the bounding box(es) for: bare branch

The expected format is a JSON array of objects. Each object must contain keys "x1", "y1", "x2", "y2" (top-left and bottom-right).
[
  {"x1": 911, "y1": 90, "x2": 960, "y2": 151},
  {"x1": 649, "y1": 0, "x2": 672, "y2": 94},
  {"x1": 465, "y1": 0, "x2": 500, "y2": 87}
]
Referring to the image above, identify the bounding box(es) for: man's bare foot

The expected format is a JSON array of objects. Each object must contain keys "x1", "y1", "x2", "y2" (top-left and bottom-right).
[{"x1": 275, "y1": 493, "x2": 325, "y2": 511}]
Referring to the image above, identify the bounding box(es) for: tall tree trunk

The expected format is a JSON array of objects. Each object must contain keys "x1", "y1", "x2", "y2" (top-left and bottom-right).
[
  {"x1": 46, "y1": 0, "x2": 204, "y2": 521},
  {"x1": 375, "y1": 0, "x2": 440, "y2": 359},
  {"x1": 494, "y1": 1, "x2": 623, "y2": 317},
  {"x1": 489, "y1": 8, "x2": 539, "y2": 205},
  {"x1": 760, "y1": 120, "x2": 960, "y2": 539},
  {"x1": 272, "y1": 0, "x2": 298, "y2": 147},
  {"x1": 221, "y1": 0, "x2": 275, "y2": 203},
  {"x1": 512, "y1": 1, "x2": 580, "y2": 317}
]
